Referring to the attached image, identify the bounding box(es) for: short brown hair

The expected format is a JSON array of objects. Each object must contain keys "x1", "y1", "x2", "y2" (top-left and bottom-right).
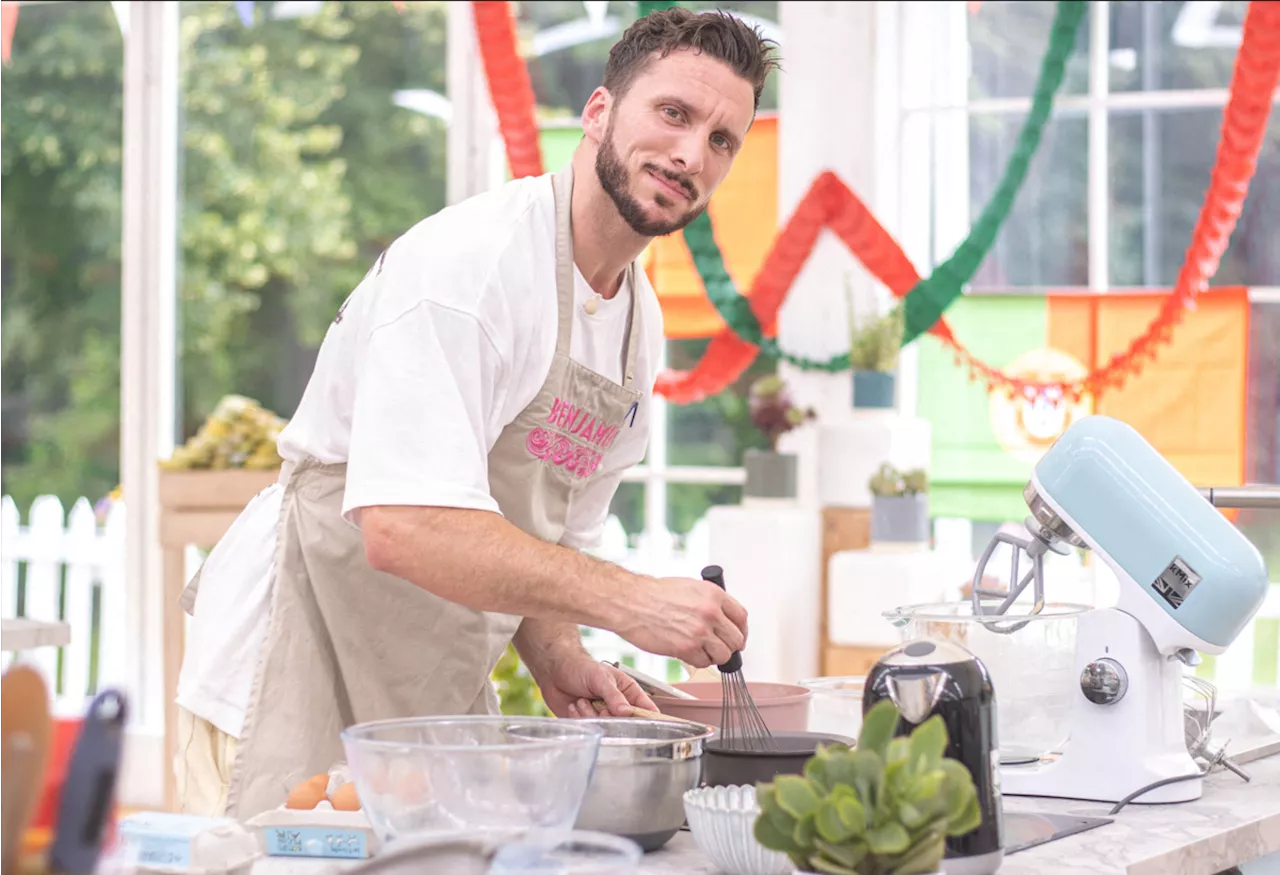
[{"x1": 602, "y1": 7, "x2": 781, "y2": 112}]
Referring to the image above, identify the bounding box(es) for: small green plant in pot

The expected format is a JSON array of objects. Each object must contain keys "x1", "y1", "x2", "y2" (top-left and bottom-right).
[
  {"x1": 847, "y1": 289, "x2": 904, "y2": 410},
  {"x1": 744, "y1": 374, "x2": 816, "y2": 500},
  {"x1": 754, "y1": 700, "x2": 982, "y2": 875},
  {"x1": 867, "y1": 462, "x2": 930, "y2": 544}
]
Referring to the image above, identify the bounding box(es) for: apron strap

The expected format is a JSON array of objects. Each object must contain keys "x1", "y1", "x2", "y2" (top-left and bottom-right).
[
  {"x1": 551, "y1": 165, "x2": 576, "y2": 360},
  {"x1": 551, "y1": 163, "x2": 645, "y2": 392}
]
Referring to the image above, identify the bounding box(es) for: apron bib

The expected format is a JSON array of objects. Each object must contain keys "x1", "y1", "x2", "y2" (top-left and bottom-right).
[{"x1": 192, "y1": 165, "x2": 644, "y2": 819}]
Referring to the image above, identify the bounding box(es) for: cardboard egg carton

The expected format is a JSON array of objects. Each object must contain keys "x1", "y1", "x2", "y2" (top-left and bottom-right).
[{"x1": 245, "y1": 801, "x2": 379, "y2": 860}]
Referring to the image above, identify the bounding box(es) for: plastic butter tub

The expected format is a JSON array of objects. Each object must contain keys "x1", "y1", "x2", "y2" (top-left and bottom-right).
[{"x1": 115, "y1": 813, "x2": 260, "y2": 875}]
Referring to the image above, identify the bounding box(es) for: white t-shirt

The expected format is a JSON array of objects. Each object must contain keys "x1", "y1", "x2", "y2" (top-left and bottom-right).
[{"x1": 177, "y1": 173, "x2": 665, "y2": 739}]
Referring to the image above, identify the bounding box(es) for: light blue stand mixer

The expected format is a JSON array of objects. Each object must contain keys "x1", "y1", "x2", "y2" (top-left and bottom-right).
[{"x1": 970, "y1": 414, "x2": 1276, "y2": 805}]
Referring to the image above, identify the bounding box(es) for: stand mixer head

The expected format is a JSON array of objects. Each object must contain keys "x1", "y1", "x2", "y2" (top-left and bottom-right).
[{"x1": 971, "y1": 414, "x2": 1274, "y2": 805}]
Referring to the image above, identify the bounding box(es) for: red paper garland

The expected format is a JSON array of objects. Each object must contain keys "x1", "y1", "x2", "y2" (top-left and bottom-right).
[
  {"x1": 471, "y1": 0, "x2": 1280, "y2": 404},
  {"x1": 471, "y1": 1, "x2": 544, "y2": 179}
]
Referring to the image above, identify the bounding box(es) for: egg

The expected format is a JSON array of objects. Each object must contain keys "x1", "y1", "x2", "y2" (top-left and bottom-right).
[
  {"x1": 330, "y1": 781, "x2": 361, "y2": 811},
  {"x1": 285, "y1": 779, "x2": 327, "y2": 810}
]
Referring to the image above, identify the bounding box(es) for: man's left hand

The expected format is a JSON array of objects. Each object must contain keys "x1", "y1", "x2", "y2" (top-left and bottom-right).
[{"x1": 535, "y1": 655, "x2": 658, "y2": 719}]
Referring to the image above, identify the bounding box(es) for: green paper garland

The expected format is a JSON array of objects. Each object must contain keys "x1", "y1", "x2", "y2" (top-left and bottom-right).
[
  {"x1": 900, "y1": 0, "x2": 1087, "y2": 345},
  {"x1": 670, "y1": 0, "x2": 1084, "y2": 369}
]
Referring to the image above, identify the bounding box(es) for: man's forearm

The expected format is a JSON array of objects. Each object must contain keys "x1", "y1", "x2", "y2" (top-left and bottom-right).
[
  {"x1": 361, "y1": 505, "x2": 641, "y2": 631},
  {"x1": 512, "y1": 617, "x2": 589, "y2": 681}
]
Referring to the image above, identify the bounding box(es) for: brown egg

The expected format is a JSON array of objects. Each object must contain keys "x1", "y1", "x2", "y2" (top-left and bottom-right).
[
  {"x1": 283, "y1": 773, "x2": 330, "y2": 808},
  {"x1": 286, "y1": 780, "x2": 327, "y2": 810},
  {"x1": 330, "y1": 781, "x2": 361, "y2": 811}
]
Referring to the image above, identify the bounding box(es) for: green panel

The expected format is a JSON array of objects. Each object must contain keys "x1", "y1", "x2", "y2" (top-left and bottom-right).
[
  {"x1": 1253, "y1": 615, "x2": 1279, "y2": 688},
  {"x1": 914, "y1": 295, "x2": 1048, "y2": 522}
]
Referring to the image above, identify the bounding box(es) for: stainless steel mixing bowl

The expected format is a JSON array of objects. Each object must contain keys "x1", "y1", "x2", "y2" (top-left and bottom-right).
[{"x1": 572, "y1": 717, "x2": 716, "y2": 852}]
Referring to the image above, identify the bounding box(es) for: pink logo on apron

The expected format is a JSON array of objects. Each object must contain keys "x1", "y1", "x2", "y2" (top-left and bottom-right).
[{"x1": 525, "y1": 396, "x2": 625, "y2": 478}]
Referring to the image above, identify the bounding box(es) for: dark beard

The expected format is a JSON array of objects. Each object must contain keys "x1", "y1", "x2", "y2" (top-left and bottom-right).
[{"x1": 594, "y1": 124, "x2": 705, "y2": 237}]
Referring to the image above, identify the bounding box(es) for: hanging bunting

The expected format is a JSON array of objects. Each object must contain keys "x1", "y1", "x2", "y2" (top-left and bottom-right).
[
  {"x1": 471, "y1": 1, "x2": 544, "y2": 179},
  {"x1": 900, "y1": 0, "x2": 1085, "y2": 345},
  {"x1": 2, "y1": 2, "x2": 18, "y2": 65},
  {"x1": 471, "y1": 0, "x2": 1279, "y2": 404}
]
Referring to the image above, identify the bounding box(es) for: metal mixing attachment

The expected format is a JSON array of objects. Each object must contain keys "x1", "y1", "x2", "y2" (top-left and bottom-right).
[
  {"x1": 1182, "y1": 676, "x2": 1250, "y2": 782},
  {"x1": 700, "y1": 565, "x2": 775, "y2": 752},
  {"x1": 969, "y1": 483, "x2": 1083, "y2": 633}
]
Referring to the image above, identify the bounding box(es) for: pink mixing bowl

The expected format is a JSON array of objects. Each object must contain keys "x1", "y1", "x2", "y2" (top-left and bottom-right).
[{"x1": 648, "y1": 681, "x2": 812, "y2": 732}]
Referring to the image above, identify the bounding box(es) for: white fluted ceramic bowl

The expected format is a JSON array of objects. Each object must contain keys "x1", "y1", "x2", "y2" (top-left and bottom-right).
[{"x1": 682, "y1": 785, "x2": 793, "y2": 875}]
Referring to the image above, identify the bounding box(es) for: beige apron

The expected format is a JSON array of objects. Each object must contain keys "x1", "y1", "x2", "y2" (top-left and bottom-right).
[{"x1": 182, "y1": 164, "x2": 645, "y2": 820}]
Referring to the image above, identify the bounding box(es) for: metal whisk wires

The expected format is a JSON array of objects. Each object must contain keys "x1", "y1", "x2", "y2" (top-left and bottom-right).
[{"x1": 701, "y1": 565, "x2": 776, "y2": 753}]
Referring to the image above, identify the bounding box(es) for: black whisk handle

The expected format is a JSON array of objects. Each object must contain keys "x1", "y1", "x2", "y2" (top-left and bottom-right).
[{"x1": 700, "y1": 565, "x2": 742, "y2": 673}]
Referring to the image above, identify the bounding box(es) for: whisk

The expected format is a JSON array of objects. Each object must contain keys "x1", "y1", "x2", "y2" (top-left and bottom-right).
[
  {"x1": 1182, "y1": 675, "x2": 1250, "y2": 782},
  {"x1": 701, "y1": 565, "x2": 775, "y2": 752}
]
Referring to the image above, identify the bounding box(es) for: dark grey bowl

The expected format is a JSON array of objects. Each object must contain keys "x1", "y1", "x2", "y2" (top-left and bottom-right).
[{"x1": 701, "y1": 731, "x2": 856, "y2": 788}]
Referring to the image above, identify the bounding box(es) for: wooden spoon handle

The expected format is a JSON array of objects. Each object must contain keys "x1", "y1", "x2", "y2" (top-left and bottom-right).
[{"x1": 589, "y1": 699, "x2": 705, "y2": 726}]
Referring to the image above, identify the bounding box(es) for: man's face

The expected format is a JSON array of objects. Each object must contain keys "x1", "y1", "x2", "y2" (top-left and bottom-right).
[{"x1": 591, "y1": 47, "x2": 756, "y2": 237}]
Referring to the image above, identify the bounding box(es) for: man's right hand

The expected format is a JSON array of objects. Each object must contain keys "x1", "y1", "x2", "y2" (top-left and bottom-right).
[{"x1": 614, "y1": 576, "x2": 749, "y2": 668}]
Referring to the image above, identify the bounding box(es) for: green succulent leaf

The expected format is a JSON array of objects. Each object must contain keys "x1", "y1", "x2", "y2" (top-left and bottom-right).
[
  {"x1": 753, "y1": 810, "x2": 800, "y2": 854},
  {"x1": 808, "y1": 857, "x2": 861, "y2": 875},
  {"x1": 815, "y1": 839, "x2": 868, "y2": 871},
  {"x1": 897, "y1": 800, "x2": 929, "y2": 831},
  {"x1": 815, "y1": 800, "x2": 855, "y2": 844},
  {"x1": 889, "y1": 827, "x2": 947, "y2": 875},
  {"x1": 947, "y1": 792, "x2": 984, "y2": 837},
  {"x1": 775, "y1": 774, "x2": 823, "y2": 821},
  {"x1": 866, "y1": 822, "x2": 911, "y2": 856},
  {"x1": 858, "y1": 700, "x2": 899, "y2": 759},
  {"x1": 805, "y1": 750, "x2": 831, "y2": 792},
  {"x1": 836, "y1": 795, "x2": 868, "y2": 835},
  {"x1": 794, "y1": 812, "x2": 818, "y2": 846},
  {"x1": 909, "y1": 716, "x2": 948, "y2": 772},
  {"x1": 758, "y1": 783, "x2": 799, "y2": 836}
]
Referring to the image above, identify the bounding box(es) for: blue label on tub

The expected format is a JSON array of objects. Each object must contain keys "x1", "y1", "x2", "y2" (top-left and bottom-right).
[{"x1": 264, "y1": 826, "x2": 367, "y2": 858}]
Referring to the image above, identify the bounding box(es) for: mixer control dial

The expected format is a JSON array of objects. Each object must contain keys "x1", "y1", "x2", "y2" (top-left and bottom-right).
[{"x1": 1080, "y1": 658, "x2": 1128, "y2": 705}]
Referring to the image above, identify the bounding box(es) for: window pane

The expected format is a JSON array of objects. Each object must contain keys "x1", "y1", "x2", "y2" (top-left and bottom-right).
[
  {"x1": 666, "y1": 338, "x2": 775, "y2": 467},
  {"x1": 517, "y1": 2, "x2": 780, "y2": 116},
  {"x1": 968, "y1": 0, "x2": 1091, "y2": 101},
  {"x1": 1109, "y1": 0, "x2": 1250, "y2": 93},
  {"x1": 1109, "y1": 108, "x2": 1280, "y2": 287},
  {"x1": 176, "y1": 1, "x2": 448, "y2": 434},
  {"x1": 667, "y1": 482, "x2": 742, "y2": 538},
  {"x1": 967, "y1": 114, "x2": 1089, "y2": 287},
  {"x1": 1241, "y1": 302, "x2": 1279, "y2": 581},
  {"x1": 1, "y1": 3, "x2": 124, "y2": 512}
]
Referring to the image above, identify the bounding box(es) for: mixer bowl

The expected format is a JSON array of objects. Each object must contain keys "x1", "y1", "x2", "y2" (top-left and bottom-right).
[
  {"x1": 571, "y1": 718, "x2": 716, "y2": 852},
  {"x1": 341, "y1": 716, "x2": 604, "y2": 844},
  {"x1": 883, "y1": 600, "x2": 1091, "y2": 764}
]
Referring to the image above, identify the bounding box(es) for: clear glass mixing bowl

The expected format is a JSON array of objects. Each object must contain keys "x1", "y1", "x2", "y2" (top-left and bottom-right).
[
  {"x1": 882, "y1": 600, "x2": 1092, "y2": 764},
  {"x1": 341, "y1": 716, "x2": 605, "y2": 844},
  {"x1": 798, "y1": 677, "x2": 866, "y2": 739}
]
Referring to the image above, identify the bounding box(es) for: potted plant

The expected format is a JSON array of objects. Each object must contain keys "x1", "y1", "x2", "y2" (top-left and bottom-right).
[
  {"x1": 867, "y1": 462, "x2": 930, "y2": 544},
  {"x1": 848, "y1": 297, "x2": 904, "y2": 410},
  {"x1": 754, "y1": 699, "x2": 982, "y2": 875},
  {"x1": 745, "y1": 374, "x2": 816, "y2": 500}
]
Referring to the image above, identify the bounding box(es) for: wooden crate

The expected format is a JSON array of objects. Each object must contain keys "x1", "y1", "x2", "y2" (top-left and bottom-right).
[{"x1": 158, "y1": 467, "x2": 280, "y2": 811}]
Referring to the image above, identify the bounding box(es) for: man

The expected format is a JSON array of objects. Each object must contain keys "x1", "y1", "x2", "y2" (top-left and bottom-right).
[{"x1": 174, "y1": 7, "x2": 781, "y2": 819}]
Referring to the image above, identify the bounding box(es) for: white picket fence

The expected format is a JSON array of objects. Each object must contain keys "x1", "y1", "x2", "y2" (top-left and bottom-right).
[
  {"x1": 2, "y1": 494, "x2": 1275, "y2": 719},
  {"x1": 1, "y1": 495, "x2": 131, "y2": 716}
]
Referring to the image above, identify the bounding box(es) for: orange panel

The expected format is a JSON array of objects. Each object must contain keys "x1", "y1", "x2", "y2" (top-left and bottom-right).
[{"x1": 646, "y1": 115, "x2": 778, "y2": 339}]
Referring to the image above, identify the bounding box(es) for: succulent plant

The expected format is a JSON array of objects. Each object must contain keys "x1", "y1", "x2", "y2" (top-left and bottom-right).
[
  {"x1": 753, "y1": 699, "x2": 982, "y2": 875},
  {"x1": 847, "y1": 290, "x2": 905, "y2": 374},
  {"x1": 867, "y1": 463, "x2": 929, "y2": 498},
  {"x1": 748, "y1": 374, "x2": 817, "y2": 452}
]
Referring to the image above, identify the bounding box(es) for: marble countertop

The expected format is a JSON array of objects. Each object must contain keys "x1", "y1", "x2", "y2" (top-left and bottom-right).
[{"x1": 251, "y1": 695, "x2": 1280, "y2": 875}]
